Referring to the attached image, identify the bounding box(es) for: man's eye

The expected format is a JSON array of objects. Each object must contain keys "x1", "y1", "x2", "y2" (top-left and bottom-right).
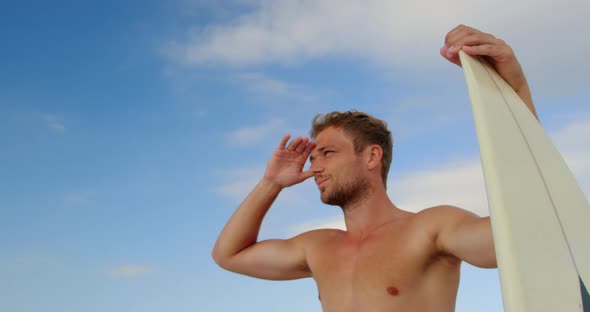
[{"x1": 324, "y1": 151, "x2": 333, "y2": 156}]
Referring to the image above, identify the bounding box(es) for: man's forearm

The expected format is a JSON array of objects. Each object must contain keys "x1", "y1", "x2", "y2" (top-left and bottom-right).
[
  {"x1": 514, "y1": 81, "x2": 539, "y2": 121},
  {"x1": 211, "y1": 177, "x2": 283, "y2": 266}
]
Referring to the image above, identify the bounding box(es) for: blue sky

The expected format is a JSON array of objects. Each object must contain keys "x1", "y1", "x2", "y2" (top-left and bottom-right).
[{"x1": 1, "y1": 0, "x2": 589, "y2": 311}]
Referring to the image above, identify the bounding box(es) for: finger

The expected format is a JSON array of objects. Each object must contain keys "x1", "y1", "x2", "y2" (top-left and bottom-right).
[
  {"x1": 442, "y1": 25, "x2": 482, "y2": 66},
  {"x1": 446, "y1": 33, "x2": 497, "y2": 58},
  {"x1": 448, "y1": 35, "x2": 499, "y2": 57},
  {"x1": 303, "y1": 140, "x2": 316, "y2": 157},
  {"x1": 456, "y1": 34, "x2": 501, "y2": 48},
  {"x1": 447, "y1": 24, "x2": 477, "y2": 37},
  {"x1": 440, "y1": 46, "x2": 461, "y2": 67},
  {"x1": 287, "y1": 136, "x2": 303, "y2": 151},
  {"x1": 444, "y1": 38, "x2": 502, "y2": 68},
  {"x1": 462, "y1": 42, "x2": 513, "y2": 61},
  {"x1": 295, "y1": 137, "x2": 310, "y2": 153},
  {"x1": 299, "y1": 169, "x2": 316, "y2": 181},
  {"x1": 444, "y1": 24, "x2": 496, "y2": 52},
  {"x1": 444, "y1": 24, "x2": 481, "y2": 47},
  {"x1": 278, "y1": 134, "x2": 291, "y2": 149}
]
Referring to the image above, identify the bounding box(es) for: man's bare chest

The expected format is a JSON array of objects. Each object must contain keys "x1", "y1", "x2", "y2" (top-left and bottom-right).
[
  {"x1": 307, "y1": 226, "x2": 436, "y2": 292},
  {"x1": 302, "y1": 219, "x2": 462, "y2": 311}
]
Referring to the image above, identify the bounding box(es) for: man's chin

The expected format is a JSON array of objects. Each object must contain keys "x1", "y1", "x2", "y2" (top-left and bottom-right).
[{"x1": 320, "y1": 194, "x2": 341, "y2": 206}]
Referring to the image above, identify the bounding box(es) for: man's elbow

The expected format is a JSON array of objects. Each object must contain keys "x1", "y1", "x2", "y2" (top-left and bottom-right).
[
  {"x1": 211, "y1": 249, "x2": 221, "y2": 266},
  {"x1": 211, "y1": 245, "x2": 231, "y2": 269}
]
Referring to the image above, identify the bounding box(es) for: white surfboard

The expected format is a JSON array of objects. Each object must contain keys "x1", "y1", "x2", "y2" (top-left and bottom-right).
[{"x1": 459, "y1": 51, "x2": 590, "y2": 312}]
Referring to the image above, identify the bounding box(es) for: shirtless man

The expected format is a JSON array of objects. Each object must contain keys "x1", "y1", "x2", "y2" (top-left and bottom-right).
[{"x1": 212, "y1": 25, "x2": 539, "y2": 311}]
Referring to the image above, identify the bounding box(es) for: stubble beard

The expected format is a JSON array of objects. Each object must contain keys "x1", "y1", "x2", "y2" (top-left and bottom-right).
[{"x1": 320, "y1": 174, "x2": 370, "y2": 210}]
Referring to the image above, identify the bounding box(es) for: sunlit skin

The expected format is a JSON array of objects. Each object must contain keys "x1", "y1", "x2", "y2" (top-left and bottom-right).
[
  {"x1": 310, "y1": 129, "x2": 370, "y2": 208},
  {"x1": 212, "y1": 25, "x2": 538, "y2": 311},
  {"x1": 301, "y1": 126, "x2": 481, "y2": 311}
]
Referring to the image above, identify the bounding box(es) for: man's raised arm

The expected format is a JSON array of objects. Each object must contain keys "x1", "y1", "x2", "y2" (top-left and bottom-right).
[
  {"x1": 433, "y1": 25, "x2": 545, "y2": 269},
  {"x1": 211, "y1": 135, "x2": 316, "y2": 280},
  {"x1": 441, "y1": 24, "x2": 539, "y2": 121}
]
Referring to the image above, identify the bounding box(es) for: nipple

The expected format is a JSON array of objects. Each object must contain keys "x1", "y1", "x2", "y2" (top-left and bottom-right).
[{"x1": 387, "y1": 286, "x2": 399, "y2": 296}]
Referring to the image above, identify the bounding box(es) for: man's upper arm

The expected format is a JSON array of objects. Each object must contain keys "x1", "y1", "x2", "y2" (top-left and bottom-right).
[
  {"x1": 214, "y1": 233, "x2": 313, "y2": 281},
  {"x1": 434, "y1": 206, "x2": 497, "y2": 268}
]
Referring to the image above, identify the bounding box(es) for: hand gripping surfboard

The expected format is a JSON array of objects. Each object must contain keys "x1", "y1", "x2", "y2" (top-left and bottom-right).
[{"x1": 459, "y1": 50, "x2": 590, "y2": 312}]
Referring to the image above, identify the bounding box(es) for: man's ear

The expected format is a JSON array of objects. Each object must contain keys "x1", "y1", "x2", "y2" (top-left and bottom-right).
[{"x1": 366, "y1": 145, "x2": 383, "y2": 170}]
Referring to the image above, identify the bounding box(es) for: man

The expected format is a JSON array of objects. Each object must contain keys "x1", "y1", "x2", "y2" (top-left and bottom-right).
[{"x1": 212, "y1": 25, "x2": 538, "y2": 311}]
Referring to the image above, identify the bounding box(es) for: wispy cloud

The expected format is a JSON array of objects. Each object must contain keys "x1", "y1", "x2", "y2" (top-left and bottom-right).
[
  {"x1": 167, "y1": 0, "x2": 589, "y2": 92},
  {"x1": 110, "y1": 264, "x2": 154, "y2": 278},
  {"x1": 389, "y1": 160, "x2": 488, "y2": 215},
  {"x1": 170, "y1": 1, "x2": 587, "y2": 66},
  {"x1": 288, "y1": 215, "x2": 345, "y2": 236},
  {"x1": 233, "y1": 72, "x2": 296, "y2": 97},
  {"x1": 214, "y1": 167, "x2": 264, "y2": 200},
  {"x1": 230, "y1": 71, "x2": 325, "y2": 105},
  {"x1": 551, "y1": 118, "x2": 590, "y2": 192},
  {"x1": 227, "y1": 118, "x2": 284, "y2": 145},
  {"x1": 44, "y1": 114, "x2": 65, "y2": 133}
]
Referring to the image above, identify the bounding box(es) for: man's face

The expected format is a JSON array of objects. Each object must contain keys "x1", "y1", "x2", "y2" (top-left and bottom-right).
[{"x1": 310, "y1": 127, "x2": 369, "y2": 207}]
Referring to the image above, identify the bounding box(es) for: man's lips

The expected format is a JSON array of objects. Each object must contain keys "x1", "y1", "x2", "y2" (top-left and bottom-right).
[{"x1": 316, "y1": 178, "x2": 328, "y2": 186}]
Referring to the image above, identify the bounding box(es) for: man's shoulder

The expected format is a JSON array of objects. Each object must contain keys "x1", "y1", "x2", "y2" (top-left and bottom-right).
[
  {"x1": 418, "y1": 204, "x2": 478, "y2": 216},
  {"x1": 296, "y1": 228, "x2": 345, "y2": 239},
  {"x1": 290, "y1": 228, "x2": 345, "y2": 244},
  {"x1": 415, "y1": 205, "x2": 480, "y2": 228},
  {"x1": 287, "y1": 228, "x2": 346, "y2": 256}
]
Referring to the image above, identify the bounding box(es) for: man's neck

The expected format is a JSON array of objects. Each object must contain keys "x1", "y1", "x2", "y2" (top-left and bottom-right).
[{"x1": 341, "y1": 188, "x2": 407, "y2": 240}]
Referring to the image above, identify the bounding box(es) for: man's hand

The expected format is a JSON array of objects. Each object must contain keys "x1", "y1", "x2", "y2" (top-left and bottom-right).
[
  {"x1": 264, "y1": 135, "x2": 316, "y2": 188},
  {"x1": 441, "y1": 24, "x2": 538, "y2": 120}
]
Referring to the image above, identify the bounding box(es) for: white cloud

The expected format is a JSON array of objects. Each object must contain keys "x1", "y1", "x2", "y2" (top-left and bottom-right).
[
  {"x1": 169, "y1": 0, "x2": 590, "y2": 83},
  {"x1": 227, "y1": 118, "x2": 284, "y2": 145},
  {"x1": 288, "y1": 215, "x2": 345, "y2": 236},
  {"x1": 164, "y1": 0, "x2": 590, "y2": 99},
  {"x1": 171, "y1": 0, "x2": 445, "y2": 67},
  {"x1": 551, "y1": 118, "x2": 590, "y2": 193},
  {"x1": 110, "y1": 264, "x2": 154, "y2": 278},
  {"x1": 214, "y1": 167, "x2": 264, "y2": 199},
  {"x1": 44, "y1": 114, "x2": 65, "y2": 133},
  {"x1": 389, "y1": 160, "x2": 488, "y2": 214},
  {"x1": 233, "y1": 72, "x2": 293, "y2": 97},
  {"x1": 228, "y1": 71, "x2": 328, "y2": 107}
]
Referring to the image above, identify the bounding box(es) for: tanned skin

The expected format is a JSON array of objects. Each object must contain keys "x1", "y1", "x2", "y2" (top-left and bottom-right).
[{"x1": 212, "y1": 25, "x2": 538, "y2": 311}]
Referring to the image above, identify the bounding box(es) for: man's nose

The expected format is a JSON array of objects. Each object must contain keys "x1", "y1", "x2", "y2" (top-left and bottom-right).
[{"x1": 309, "y1": 161, "x2": 324, "y2": 175}]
